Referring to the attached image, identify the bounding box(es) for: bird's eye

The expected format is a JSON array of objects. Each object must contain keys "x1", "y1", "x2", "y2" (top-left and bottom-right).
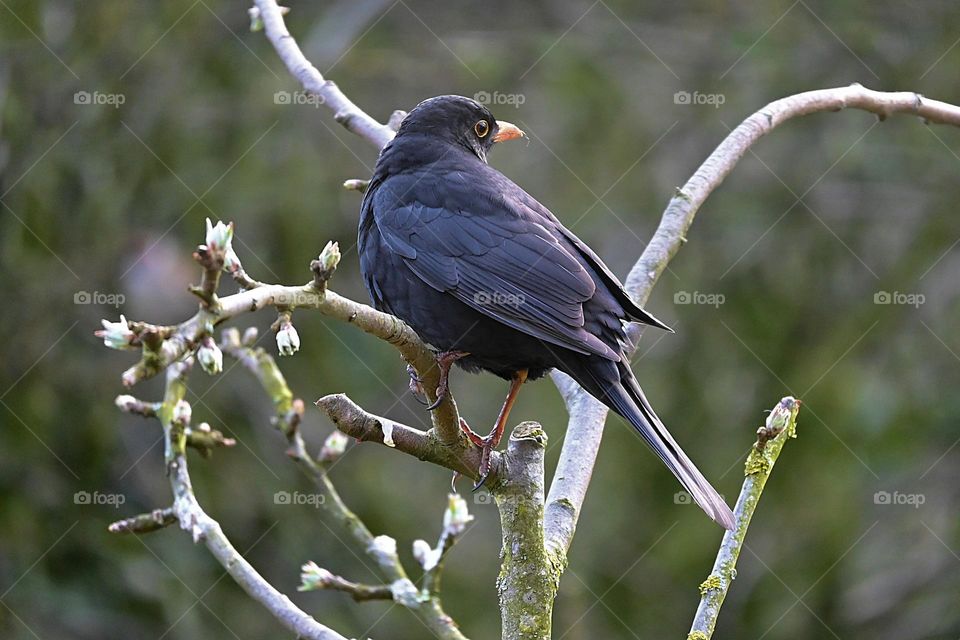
[{"x1": 474, "y1": 120, "x2": 490, "y2": 138}]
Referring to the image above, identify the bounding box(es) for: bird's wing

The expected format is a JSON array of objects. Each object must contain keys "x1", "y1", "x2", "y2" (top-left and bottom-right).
[
  {"x1": 371, "y1": 178, "x2": 620, "y2": 360},
  {"x1": 517, "y1": 196, "x2": 672, "y2": 331}
]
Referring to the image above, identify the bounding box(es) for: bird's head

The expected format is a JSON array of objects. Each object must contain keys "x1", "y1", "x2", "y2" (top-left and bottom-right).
[{"x1": 395, "y1": 95, "x2": 525, "y2": 162}]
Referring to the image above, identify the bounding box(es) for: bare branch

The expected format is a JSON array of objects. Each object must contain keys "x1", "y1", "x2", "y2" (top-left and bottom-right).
[
  {"x1": 225, "y1": 336, "x2": 469, "y2": 640},
  {"x1": 108, "y1": 508, "x2": 177, "y2": 535},
  {"x1": 545, "y1": 84, "x2": 960, "y2": 556},
  {"x1": 689, "y1": 397, "x2": 801, "y2": 638},
  {"x1": 157, "y1": 361, "x2": 348, "y2": 640},
  {"x1": 316, "y1": 393, "x2": 500, "y2": 485},
  {"x1": 623, "y1": 84, "x2": 960, "y2": 307},
  {"x1": 253, "y1": 0, "x2": 396, "y2": 148},
  {"x1": 116, "y1": 236, "x2": 463, "y2": 445}
]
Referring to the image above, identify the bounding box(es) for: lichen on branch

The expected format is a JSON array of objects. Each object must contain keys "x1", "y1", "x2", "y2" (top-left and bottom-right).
[{"x1": 688, "y1": 397, "x2": 802, "y2": 638}]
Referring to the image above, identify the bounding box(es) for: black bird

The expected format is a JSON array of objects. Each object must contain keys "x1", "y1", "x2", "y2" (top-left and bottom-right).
[{"x1": 358, "y1": 95, "x2": 734, "y2": 529}]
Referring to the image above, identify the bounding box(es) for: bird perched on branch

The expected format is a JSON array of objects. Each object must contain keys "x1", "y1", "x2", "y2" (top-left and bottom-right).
[{"x1": 358, "y1": 95, "x2": 734, "y2": 529}]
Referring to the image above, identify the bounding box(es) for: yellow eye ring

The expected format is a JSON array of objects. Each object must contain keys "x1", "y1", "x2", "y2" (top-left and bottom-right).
[{"x1": 474, "y1": 120, "x2": 490, "y2": 138}]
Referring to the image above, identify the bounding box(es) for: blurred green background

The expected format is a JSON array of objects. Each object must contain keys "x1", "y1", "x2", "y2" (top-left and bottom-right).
[{"x1": 2, "y1": 1, "x2": 959, "y2": 638}]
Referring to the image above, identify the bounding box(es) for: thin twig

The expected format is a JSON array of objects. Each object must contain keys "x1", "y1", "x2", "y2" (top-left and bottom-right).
[
  {"x1": 688, "y1": 397, "x2": 801, "y2": 638},
  {"x1": 160, "y1": 361, "x2": 348, "y2": 640},
  {"x1": 298, "y1": 563, "x2": 394, "y2": 602},
  {"x1": 223, "y1": 332, "x2": 469, "y2": 640},
  {"x1": 108, "y1": 508, "x2": 177, "y2": 535}
]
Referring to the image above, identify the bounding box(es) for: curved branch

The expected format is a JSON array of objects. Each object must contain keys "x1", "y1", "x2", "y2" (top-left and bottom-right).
[
  {"x1": 254, "y1": 0, "x2": 397, "y2": 148},
  {"x1": 545, "y1": 84, "x2": 960, "y2": 555},
  {"x1": 623, "y1": 84, "x2": 960, "y2": 305},
  {"x1": 160, "y1": 361, "x2": 348, "y2": 640}
]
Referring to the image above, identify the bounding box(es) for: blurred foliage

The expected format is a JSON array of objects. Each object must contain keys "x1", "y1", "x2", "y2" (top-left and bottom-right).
[{"x1": 1, "y1": 1, "x2": 959, "y2": 638}]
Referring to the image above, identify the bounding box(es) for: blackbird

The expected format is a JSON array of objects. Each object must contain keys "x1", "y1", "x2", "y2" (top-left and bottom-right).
[{"x1": 358, "y1": 95, "x2": 734, "y2": 529}]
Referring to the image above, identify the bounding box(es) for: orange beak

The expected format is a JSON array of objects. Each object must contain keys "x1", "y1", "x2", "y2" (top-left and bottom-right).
[{"x1": 492, "y1": 121, "x2": 525, "y2": 143}]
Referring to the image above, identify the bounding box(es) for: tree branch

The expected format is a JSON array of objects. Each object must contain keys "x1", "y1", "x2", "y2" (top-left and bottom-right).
[
  {"x1": 544, "y1": 84, "x2": 960, "y2": 556},
  {"x1": 114, "y1": 224, "x2": 463, "y2": 447},
  {"x1": 315, "y1": 393, "x2": 502, "y2": 486},
  {"x1": 688, "y1": 397, "x2": 801, "y2": 638},
  {"x1": 160, "y1": 360, "x2": 349, "y2": 640},
  {"x1": 135, "y1": 7, "x2": 960, "y2": 636},
  {"x1": 492, "y1": 422, "x2": 559, "y2": 640},
  {"x1": 253, "y1": 0, "x2": 397, "y2": 148},
  {"x1": 105, "y1": 225, "x2": 471, "y2": 638},
  {"x1": 223, "y1": 331, "x2": 469, "y2": 640},
  {"x1": 107, "y1": 507, "x2": 177, "y2": 535}
]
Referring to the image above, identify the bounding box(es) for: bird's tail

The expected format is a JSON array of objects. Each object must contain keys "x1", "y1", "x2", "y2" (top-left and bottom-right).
[
  {"x1": 612, "y1": 372, "x2": 735, "y2": 529},
  {"x1": 567, "y1": 358, "x2": 735, "y2": 529}
]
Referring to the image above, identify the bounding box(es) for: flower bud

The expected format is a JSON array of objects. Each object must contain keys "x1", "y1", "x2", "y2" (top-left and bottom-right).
[
  {"x1": 196, "y1": 337, "x2": 223, "y2": 375},
  {"x1": 241, "y1": 326, "x2": 259, "y2": 346},
  {"x1": 443, "y1": 493, "x2": 473, "y2": 536},
  {"x1": 204, "y1": 218, "x2": 234, "y2": 253},
  {"x1": 97, "y1": 315, "x2": 136, "y2": 350},
  {"x1": 171, "y1": 399, "x2": 192, "y2": 427},
  {"x1": 276, "y1": 322, "x2": 300, "y2": 356},
  {"x1": 318, "y1": 241, "x2": 341, "y2": 271},
  {"x1": 412, "y1": 539, "x2": 442, "y2": 571},
  {"x1": 298, "y1": 561, "x2": 333, "y2": 592},
  {"x1": 319, "y1": 430, "x2": 349, "y2": 462}
]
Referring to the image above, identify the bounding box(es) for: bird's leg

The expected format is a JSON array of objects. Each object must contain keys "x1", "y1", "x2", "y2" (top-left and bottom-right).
[
  {"x1": 474, "y1": 369, "x2": 528, "y2": 490},
  {"x1": 425, "y1": 350, "x2": 469, "y2": 411},
  {"x1": 458, "y1": 417, "x2": 485, "y2": 447}
]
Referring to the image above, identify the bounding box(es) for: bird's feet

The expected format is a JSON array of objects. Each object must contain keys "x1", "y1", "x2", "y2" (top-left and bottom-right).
[
  {"x1": 458, "y1": 418, "x2": 500, "y2": 491},
  {"x1": 425, "y1": 350, "x2": 469, "y2": 411},
  {"x1": 474, "y1": 437, "x2": 497, "y2": 491},
  {"x1": 457, "y1": 369, "x2": 528, "y2": 491}
]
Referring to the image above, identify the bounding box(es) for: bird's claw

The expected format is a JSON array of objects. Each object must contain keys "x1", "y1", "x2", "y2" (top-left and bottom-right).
[
  {"x1": 471, "y1": 436, "x2": 495, "y2": 491},
  {"x1": 407, "y1": 365, "x2": 429, "y2": 405},
  {"x1": 458, "y1": 417, "x2": 500, "y2": 490},
  {"x1": 424, "y1": 350, "x2": 469, "y2": 412}
]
